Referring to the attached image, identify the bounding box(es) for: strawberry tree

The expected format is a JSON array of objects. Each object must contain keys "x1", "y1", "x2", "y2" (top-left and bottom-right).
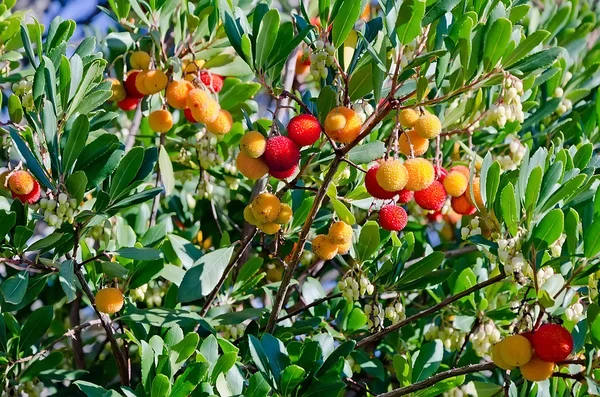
[{"x1": 0, "y1": 0, "x2": 599, "y2": 396}]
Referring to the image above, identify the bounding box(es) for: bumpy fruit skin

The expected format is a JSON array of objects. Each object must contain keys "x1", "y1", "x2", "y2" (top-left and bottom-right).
[
  {"x1": 244, "y1": 205, "x2": 261, "y2": 226},
  {"x1": 124, "y1": 71, "x2": 144, "y2": 98},
  {"x1": 450, "y1": 165, "x2": 470, "y2": 178},
  {"x1": 148, "y1": 109, "x2": 173, "y2": 133},
  {"x1": 404, "y1": 158, "x2": 435, "y2": 191},
  {"x1": 12, "y1": 179, "x2": 41, "y2": 204},
  {"x1": 237, "y1": 151, "x2": 269, "y2": 180},
  {"x1": 276, "y1": 204, "x2": 293, "y2": 224},
  {"x1": 184, "y1": 108, "x2": 197, "y2": 123},
  {"x1": 397, "y1": 189, "x2": 414, "y2": 204},
  {"x1": 8, "y1": 170, "x2": 35, "y2": 195},
  {"x1": 240, "y1": 131, "x2": 267, "y2": 158},
  {"x1": 451, "y1": 194, "x2": 476, "y2": 215},
  {"x1": 107, "y1": 78, "x2": 126, "y2": 102},
  {"x1": 443, "y1": 171, "x2": 468, "y2": 197},
  {"x1": 263, "y1": 136, "x2": 301, "y2": 172},
  {"x1": 118, "y1": 97, "x2": 140, "y2": 111},
  {"x1": 378, "y1": 204, "x2": 408, "y2": 231},
  {"x1": 270, "y1": 165, "x2": 298, "y2": 180},
  {"x1": 130, "y1": 51, "x2": 151, "y2": 70},
  {"x1": 499, "y1": 335, "x2": 533, "y2": 367},
  {"x1": 491, "y1": 341, "x2": 516, "y2": 370},
  {"x1": 186, "y1": 89, "x2": 220, "y2": 123},
  {"x1": 206, "y1": 110, "x2": 233, "y2": 135},
  {"x1": 135, "y1": 71, "x2": 153, "y2": 96},
  {"x1": 328, "y1": 221, "x2": 353, "y2": 244},
  {"x1": 166, "y1": 80, "x2": 194, "y2": 109},
  {"x1": 466, "y1": 177, "x2": 485, "y2": 209},
  {"x1": 312, "y1": 234, "x2": 338, "y2": 260},
  {"x1": 366, "y1": 164, "x2": 401, "y2": 199},
  {"x1": 414, "y1": 180, "x2": 447, "y2": 211},
  {"x1": 199, "y1": 70, "x2": 224, "y2": 93},
  {"x1": 324, "y1": 107, "x2": 362, "y2": 144},
  {"x1": 532, "y1": 324, "x2": 573, "y2": 362},
  {"x1": 399, "y1": 129, "x2": 429, "y2": 157},
  {"x1": 251, "y1": 193, "x2": 281, "y2": 223},
  {"x1": 95, "y1": 288, "x2": 124, "y2": 314},
  {"x1": 520, "y1": 356, "x2": 554, "y2": 381},
  {"x1": 337, "y1": 240, "x2": 352, "y2": 255},
  {"x1": 259, "y1": 222, "x2": 281, "y2": 235},
  {"x1": 143, "y1": 70, "x2": 169, "y2": 94},
  {"x1": 376, "y1": 160, "x2": 408, "y2": 192},
  {"x1": 399, "y1": 109, "x2": 419, "y2": 128},
  {"x1": 414, "y1": 113, "x2": 442, "y2": 139},
  {"x1": 287, "y1": 114, "x2": 321, "y2": 147}
]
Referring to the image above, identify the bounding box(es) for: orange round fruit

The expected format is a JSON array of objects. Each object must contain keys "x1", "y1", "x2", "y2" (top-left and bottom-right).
[
  {"x1": 206, "y1": 110, "x2": 233, "y2": 135},
  {"x1": 236, "y1": 151, "x2": 269, "y2": 180},
  {"x1": 324, "y1": 107, "x2": 362, "y2": 144},
  {"x1": 143, "y1": 70, "x2": 168, "y2": 94},
  {"x1": 376, "y1": 159, "x2": 408, "y2": 192},
  {"x1": 148, "y1": 109, "x2": 173, "y2": 133},
  {"x1": 443, "y1": 171, "x2": 468, "y2": 197},
  {"x1": 166, "y1": 80, "x2": 194, "y2": 109},
  {"x1": 8, "y1": 170, "x2": 35, "y2": 195},
  {"x1": 403, "y1": 158, "x2": 435, "y2": 191},
  {"x1": 186, "y1": 89, "x2": 220, "y2": 123},
  {"x1": 399, "y1": 129, "x2": 429, "y2": 157},
  {"x1": 520, "y1": 356, "x2": 554, "y2": 382},
  {"x1": 95, "y1": 288, "x2": 124, "y2": 314},
  {"x1": 130, "y1": 51, "x2": 151, "y2": 70}
]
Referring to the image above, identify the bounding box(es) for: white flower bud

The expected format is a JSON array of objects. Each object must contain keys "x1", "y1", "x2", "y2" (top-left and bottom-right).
[
  {"x1": 58, "y1": 193, "x2": 68, "y2": 204},
  {"x1": 366, "y1": 284, "x2": 374, "y2": 295},
  {"x1": 554, "y1": 87, "x2": 564, "y2": 98},
  {"x1": 315, "y1": 40, "x2": 324, "y2": 50}
]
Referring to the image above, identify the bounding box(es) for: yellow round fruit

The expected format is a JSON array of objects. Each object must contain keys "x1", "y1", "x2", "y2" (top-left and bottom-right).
[
  {"x1": 236, "y1": 151, "x2": 269, "y2": 180},
  {"x1": 399, "y1": 129, "x2": 429, "y2": 157},
  {"x1": 143, "y1": 70, "x2": 168, "y2": 94},
  {"x1": 403, "y1": 158, "x2": 435, "y2": 191},
  {"x1": 130, "y1": 51, "x2": 151, "y2": 70},
  {"x1": 240, "y1": 131, "x2": 267, "y2": 158},
  {"x1": 206, "y1": 110, "x2": 233, "y2": 135},
  {"x1": 259, "y1": 222, "x2": 281, "y2": 235},
  {"x1": 414, "y1": 113, "x2": 442, "y2": 139},
  {"x1": 148, "y1": 109, "x2": 173, "y2": 133},
  {"x1": 186, "y1": 89, "x2": 220, "y2": 123},
  {"x1": 251, "y1": 192, "x2": 281, "y2": 223},
  {"x1": 328, "y1": 221, "x2": 353, "y2": 244},
  {"x1": 443, "y1": 171, "x2": 469, "y2": 197},
  {"x1": 337, "y1": 240, "x2": 352, "y2": 255},
  {"x1": 8, "y1": 171, "x2": 35, "y2": 195},
  {"x1": 376, "y1": 159, "x2": 408, "y2": 192},
  {"x1": 135, "y1": 71, "x2": 153, "y2": 95},
  {"x1": 244, "y1": 205, "x2": 262, "y2": 226},
  {"x1": 399, "y1": 109, "x2": 419, "y2": 128},
  {"x1": 275, "y1": 203, "x2": 293, "y2": 224},
  {"x1": 106, "y1": 78, "x2": 126, "y2": 102},
  {"x1": 520, "y1": 356, "x2": 554, "y2": 382},
  {"x1": 491, "y1": 341, "x2": 516, "y2": 370},
  {"x1": 266, "y1": 263, "x2": 284, "y2": 282},
  {"x1": 95, "y1": 288, "x2": 124, "y2": 314},
  {"x1": 183, "y1": 59, "x2": 205, "y2": 75},
  {"x1": 166, "y1": 80, "x2": 194, "y2": 109},
  {"x1": 466, "y1": 177, "x2": 484, "y2": 209},
  {"x1": 499, "y1": 335, "x2": 533, "y2": 367},
  {"x1": 312, "y1": 234, "x2": 338, "y2": 260},
  {"x1": 324, "y1": 106, "x2": 362, "y2": 144}
]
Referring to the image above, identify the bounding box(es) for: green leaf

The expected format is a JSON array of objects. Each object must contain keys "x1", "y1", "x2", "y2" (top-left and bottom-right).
[
  {"x1": 62, "y1": 114, "x2": 90, "y2": 173},
  {"x1": 508, "y1": 47, "x2": 565, "y2": 76},
  {"x1": 101, "y1": 261, "x2": 129, "y2": 278},
  {"x1": 66, "y1": 171, "x2": 87, "y2": 204},
  {"x1": 398, "y1": 252, "x2": 445, "y2": 286},
  {"x1": 0, "y1": 271, "x2": 28, "y2": 305},
  {"x1": 393, "y1": 354, "x2": 411, "y2": 387},
  {"x1": 177, "y1": 246, "x2": 235, "y2": 303},
  {"x1": 422, "y1": 0, "x2": 460, "y2": 25},
  {"x1": 504, "y1": 30, "x2": 550, "y2": 66},
  {"x1": 396, "y1": 0, "x2": 426, "y2": 45},
  {"x1": 347, "y1": 141, "x2": 386, "y2": 165},
  {"x1": 211, "y1": 352, "x2": 237, "y2": 383},
  {"x1": 151, "y1": 374, "x2": 171, "y2": 397},
  {"x1": 111, "y1": 247, "x2": 162, "y2": 261},
  {"x1": 75, "y1": 381, "x2": 110, "y2": 397},
  {"x1": 20, "y1": 23, "x2": 36, "y2": 67},
  {"x1": 484, "y1": 161, "x2": 501, "y2": 207},
  {"x1": 158, "y1": 145, "x2": 174, "y2": 196},
  {"x1": 317, "y1": 86, "x2": 337, "y2": 124},
  {"x1": 213, "y1": 308, "x2": 268, "y2": 325},
  {"x1": 255, "y1": 9, "x2": 280, "y2": 70},
  {"x1": 280, "y1": 365, "x2": 305, "y2": 394},
  {"x1": 483, "y1": 18, "x2": 512, "y2": 71},
  {"x1": 330, "y1": 197, "x2": 355, "y2": 224},
  {"x1": 524, "y1": 166, "x2": 543, "y2": 210},
  {"x1": 356, "y1": 221, "x2": 380, "y2": 263},
  {"x1": 248, "y1": 335, "x2": 272, "y2": 379},
  {"x1": 8, "y1": 94, "x2": 23, "y2": 123},
  {"x1": 66, "y1": 59, "x2": 106, "y2": 120},
  {"x1": 585, "y1": 220, "x2": 600, "y2": 259},
  {"x1": 500, "y1": 183, "x2": 518, "y2": 237},
  {"x1": 532, "y1": 209, "x2": 564, "y2": 250},
  {"x1": 110, "y1": 146, "x2": 145, "y2": 198},
  {"x1": 573, "y1": 143, "x2": 593, "y2": 170},
  {"x1": 348, "y1": 62, "x2": 373, "y2": 100},
  {"x1": 19, "y1": 306, "x2": 53, "y2": 350},
  {"x1": 0, "y1": 210, "x2": 16, "y2": 242},
  {"x1": 412, "y1": 340, "x2": 443, "y2": 382},
  {"x1": 10, "y1": 129, "x2": 54, "y2": 189},
  {"x1": 453, "y1": 268, "x2": 477, "y2": 308},
  {"x1": 59, "y1": 259, "x2": 77, "y2": 303},
  {"x1": 331, "y1": 0, "x2": 362, "y2": 48},
  {"x1": 246, "y1": 372, "x2": 271, "y2": 397}
]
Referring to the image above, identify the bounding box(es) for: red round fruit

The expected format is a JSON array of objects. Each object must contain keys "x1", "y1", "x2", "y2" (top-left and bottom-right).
[
  {"x1": 414, "y1": 180, "x2": 447, "y2": 211},
  {"x1": 426, "y1": 210, "x2": 443, "y2": 222},
  {"x1": 200, "y1": 71, "x2": 224, "y2": 93},
  {"x1": 124, "y1": 71, "x2": 144, "y2": 98},
  {"x1": 397, "y1": 189, "x2": 413, "y2": 204},
  {"x1": 270, "y1": 165, "x2": 298, "y2": 180},
  {"x1": 12, "y1": 179, "x2": 41, "y2": 204},
  {"x1": 434, "y1": 166, "x2": 448, "y2": 182},
  {"x1": 184, "y1": 108, "x2": 197, "y2": 123},
  {"x1": 365, "y1": 164, "x2": 403, "y2": 200},
  {"x1": 118, "y1": 97, "x2": 140, "y2": 111},
  {"x1": 262, "y1": 136, "x2": 301, "y2": 172},
  {"x1": 378, "y1": 204, "x2": 408, "y2": 231},
  {"x1": 451, "y1": 195, "x2": 476, "y2": 215},
  {"x1": 532, "y1": 324, "x2": 573, "y2": 362},
  {"x1": 287, "y1": 114, "x2": 322, "y2": 147},
  {"x1": 521, "y1": 331, "x2": 535, "y2": 344}
]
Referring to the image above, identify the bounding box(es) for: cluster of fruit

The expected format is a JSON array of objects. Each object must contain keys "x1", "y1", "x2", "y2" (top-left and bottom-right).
[
  {"x1": 36, "y1": 193, "x2": 79, "y2": 227},
  {"x1": 491, "y1": 323, "x2": 573, "y2": 381},
  {"x1": 384, "y1": 302, "x2": 406, "y2": 324},
  {"x1": 95, "y1": 287, "x2": 125, "y2": 315},
  {"x1": 364, "y1": 302, "x2": 383, "y2": 332},
  {"x1": 107, "y1": 51, "x2": 231, "y2": 136},
  {"x1": 497, "y1": 134, "x2": 527, "y2": 171},
  {"x1": 484, "y1": 75, "x2": 525, "y2": 127},
  {"x1": 11, "y1": 79, "x2": 34, "y2": 110},
  {"x1": 242, "y1": 192, "x2": 292, "y2": 235},
  {"x1": 425, "y1": 323, "x2": 467, "y2": 351},
  {"x1": 2, "y1": 170, "x2": 41, "y2": 204},
  {"x1": 307, "y1": 40, "x2": 336, "y2": 80},
  {"x1": 338, "y1": 273, "x2": 374, "y2": 300},
  {"x1": 217, "y1": 323, "x2": 246, "y2": 340},
  {"x1": 312, "y1": 221, "x2": 353, "y2": 260},
  {"x1": 131, "y1": 282, "x2": 165, "y2": 308},
  {"x1": 469, "y1": 320, "x2": 502, "y2": 357},
  {"x1": 237, "y1": 113, "x2": 322, "y2": 181}
]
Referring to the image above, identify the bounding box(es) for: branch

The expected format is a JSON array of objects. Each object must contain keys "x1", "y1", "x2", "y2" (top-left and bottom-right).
[
  {"x1": 357, "y1": 273, "x2": 506, "y2": 348},
  {"x1": 276, "y1": 292, "x2": 343, "y2": 323}
]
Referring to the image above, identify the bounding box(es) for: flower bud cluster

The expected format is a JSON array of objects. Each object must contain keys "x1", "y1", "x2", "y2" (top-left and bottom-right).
[
  {"x1": 217, "y1": 323, "x2": 246, "y2": 340},
  {"x1": 12, "y1": 79, "x2": 34, "y2": 110},
  {"x1": 35, "y1": 193, "x2": 79, "y2": 227},
  {"x1": 364, "y1": 302, "x2": 383, "y2": 332},
  {"x1": 223, "y1": 162, "x2": 239, "y2": 190},
  {"x1": 485, "y1": 76, "x2": 525, "y2": 128},
  {"x1": 536, "y1": 266, "x2": 554, "y2": 287},
  {"x1": 470, "y1": 321, "x2": 501, "y2": 357},
  {"x1": 565, "y1": 301, "x2": 585, "y2": 322},
  {"x1": 549, "y1": 234, "x2": 566, "y2": 257},
  {"x1": 425, "y1": 324, "x2": 466, "y2": 351},
  {"x1": 339, "y1": 273, "x2": 374, "y2": 301},
  {"x1": 461, "y1": 217, "x2": 482, "y2": 240},
  {"x1": 197, "y1": 132, "x2": 224, "y2": 169},
  {"x1": 497, "y1": 231, "x2": 531, "y2": 284},
  {"x1": 308, "y1": 40, "x2": 335, "y2": 80},
  {"x1": 497, "y1": 135, "x2": 526, "y2": 171},
  {"x1": 384, "y1": 302, "x2": 406, "y2": 324}
]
